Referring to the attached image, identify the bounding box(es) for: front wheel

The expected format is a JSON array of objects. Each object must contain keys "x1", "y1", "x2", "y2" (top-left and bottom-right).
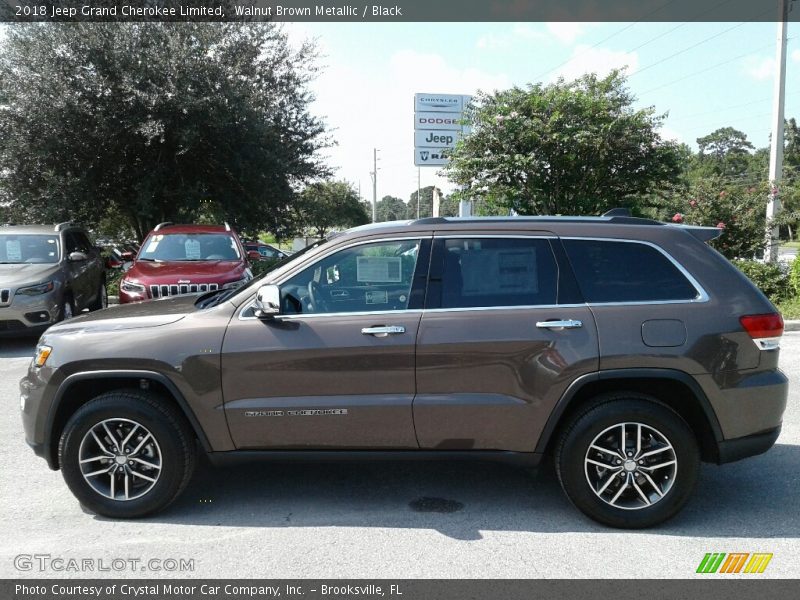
[
  {"x1": 555, "y1": 395, "x2": 699, "y2": 528},
  {"x1": 58, "y1": 390, "x2": 196, "y2": 518}
]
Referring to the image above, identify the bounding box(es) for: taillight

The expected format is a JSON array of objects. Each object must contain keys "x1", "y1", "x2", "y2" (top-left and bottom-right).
[{"x1": 740, "y1": 313, "x2": 784, "y2": 350}]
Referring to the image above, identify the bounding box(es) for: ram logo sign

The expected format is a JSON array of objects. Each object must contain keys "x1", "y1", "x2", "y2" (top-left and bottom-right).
[{"x1": 696, "y1": 552, "x2": 773, "y2": 574}]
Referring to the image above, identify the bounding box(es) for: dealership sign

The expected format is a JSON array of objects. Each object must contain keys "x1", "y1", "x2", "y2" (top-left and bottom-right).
[
  {"x1": 414, "y1": 130, "x2": 462, "y2": 148},
  {"x1": 414, "y1": 93, "x2": 471, "y2": 167},
  {"x1": 414, "y1": 148, "x2": 452, "y2": 166}
]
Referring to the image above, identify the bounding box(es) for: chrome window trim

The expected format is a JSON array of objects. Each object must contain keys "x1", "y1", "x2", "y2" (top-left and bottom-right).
[
  {"x1": 237, "y1": 233, "x2": 710, "y2": 320},
  {"x1": 238, "y1": 236, "x2": 428, "y2": 321},
  {"x1": 560, "y1": 236, "x2": 710, "y2": 305}
]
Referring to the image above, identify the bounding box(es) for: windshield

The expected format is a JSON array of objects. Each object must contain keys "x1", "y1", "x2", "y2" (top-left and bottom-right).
[
  {"x1": 138, "y1": 233, "x2": 240, "y2": 262},
  {"x1": 0, "y1": 234, "x2": 60, "y2": 264}
]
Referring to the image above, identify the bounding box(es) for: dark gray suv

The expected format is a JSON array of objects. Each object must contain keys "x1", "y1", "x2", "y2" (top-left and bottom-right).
[
  {"x1": 1, "y1": 222, "x2": 107, "y2": 335},
  {"x1": 19, "y1": 214, "x2": 788, "y2": 527}
]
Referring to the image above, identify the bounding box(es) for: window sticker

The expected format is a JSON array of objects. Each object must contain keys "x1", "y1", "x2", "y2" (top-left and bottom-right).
[
  {"x1": 145, "y1": 235, "x2": 163, "y2": 253},
  {"x1": 5, "y1": 240, "x2": 22, "y2": 261},
  {"x1": 185, "y1": 238, "x2": 201, "y2": 259},
  {"x1": 460, "y1": 248, "x2": 538, "y2": 296},
  {"x1": 365, "y1": 290, "x2": 389, "y2": 305},
  {"x1": 356, "y1": 256, "x2": 402, "y2": 283}
]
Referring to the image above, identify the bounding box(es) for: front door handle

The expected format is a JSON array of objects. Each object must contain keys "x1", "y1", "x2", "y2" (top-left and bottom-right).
[
  {"x1": 361, "y1": 325, "x2": 406, "y2": 337},
  {"x1": 536, "y1": 319, "x2": 583, "y2": 329}
]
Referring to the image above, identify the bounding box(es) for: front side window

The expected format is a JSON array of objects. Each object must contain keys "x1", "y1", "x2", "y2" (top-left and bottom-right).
[
  {"x1": 138, "y1": 233, "x2": 240, "y2": 262},
  {"x1": 281, "y1": 239, "x2": 422, "y2": 314},
  {"x1": 438, "y1": 238, "x2": 559, "y2": 309},
  {"x1": 0, "y1": 234, "x2": 60, "y2": 264},
  {"x1": 563, "y1": 239, "x2": 699, "y2": 303}
]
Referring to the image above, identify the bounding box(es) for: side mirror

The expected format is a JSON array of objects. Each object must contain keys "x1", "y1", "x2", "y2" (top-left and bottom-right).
[
  {"x1": 120, "y1": 251, "x2": 134, "y2": 261},
  {"x1": 68, "y1": 251, "x2": 88, "y2": 262},
  {"x1": 254, "y1": 284, "x2": 281, "y2": 319},
  {"x1": 247, "y1": 250, "x2": 262, "y2": 261}
]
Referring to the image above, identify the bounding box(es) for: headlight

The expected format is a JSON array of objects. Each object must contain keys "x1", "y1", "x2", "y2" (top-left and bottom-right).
[
  {"x1": 223, "y1": 276, "x2": 250, "y2": 290},
  {"x1": 120, "y1": 279, "x2": 146, "y2": 294},
  {"x1": 16, "y1": 281, "x2": 54, "y2": 296},
  {"x1": 33, "y1": 344, "x2": 52, "y2": 368}
]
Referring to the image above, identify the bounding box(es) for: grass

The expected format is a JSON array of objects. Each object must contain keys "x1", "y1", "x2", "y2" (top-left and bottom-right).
[
  {"x1": 783, "y1": 241, "x2": 800, "y2": 249},
  {"x1": 778, "y1": 298, "x2": 800, "y2": 320}
]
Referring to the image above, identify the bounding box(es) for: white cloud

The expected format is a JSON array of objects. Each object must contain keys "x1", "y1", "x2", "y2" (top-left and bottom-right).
[
  {"x1": 548, "y1": 45, "x2": 639, "y2": 82},
  {"x1": 743, "y1": 56, "x2": 774, "y2": 81},
  {"x1": 546, "y1": 22, "x2": 590, "y2": 44},
  {"x1": 658, "y1": 126, "x2": 683, "y2": 144},
  {"x1": 476, "y1": 24, "x2": 548, "y2": 50}
]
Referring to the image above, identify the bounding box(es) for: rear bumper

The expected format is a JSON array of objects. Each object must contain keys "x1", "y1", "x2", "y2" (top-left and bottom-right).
[{"x1": 717, "y1": 425, "x2": 781, "y2": 464}]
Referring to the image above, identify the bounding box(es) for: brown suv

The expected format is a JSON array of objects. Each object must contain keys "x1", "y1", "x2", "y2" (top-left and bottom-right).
[{"x1": 19, "y1": 214, "x2": 788, "y2": 528}]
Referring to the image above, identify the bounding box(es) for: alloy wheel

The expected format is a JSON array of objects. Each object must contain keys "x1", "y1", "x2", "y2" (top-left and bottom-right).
[
  {"x1": 584, "y1": 421, "x2": 677, "y2": 510},
  {"x1": 78, "y1": 418, "x2": 162, "y2": 501}
]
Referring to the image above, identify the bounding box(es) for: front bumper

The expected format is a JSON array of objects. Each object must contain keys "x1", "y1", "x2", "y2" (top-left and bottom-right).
[{"x1": 0, "y1": 290, "x2": 60, "y2": 336}]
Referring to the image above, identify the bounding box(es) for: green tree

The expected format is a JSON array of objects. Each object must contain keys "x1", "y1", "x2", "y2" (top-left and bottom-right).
[
  {"x1": 375, "y1": 195, "x2": 407, "y2": 222},
  {"x1": 298, "y1": 181, "x2": 369, "y2": 238},
  {"x1": 693, "y1": 127, "x2": 757, "y2": 179},
  {"x1": 407, "y1": 186, "x2": 443, "y2": 219},
  {"x1": 443, "y1": 70, "x2": 683, "y2": 216},
  {"x1": 0, "y1": 23, "x2": 328, "y2": 240}
]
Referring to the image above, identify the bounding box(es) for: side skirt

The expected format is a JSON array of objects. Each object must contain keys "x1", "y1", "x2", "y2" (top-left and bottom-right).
[{"x1": 205, "y1": 449, "x2": 543, "y2": 468}]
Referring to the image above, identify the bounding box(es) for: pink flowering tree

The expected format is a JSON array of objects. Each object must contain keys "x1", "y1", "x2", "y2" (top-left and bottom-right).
[{"x1": 664, "y1": 177, "x2": 768, "y2": 260}]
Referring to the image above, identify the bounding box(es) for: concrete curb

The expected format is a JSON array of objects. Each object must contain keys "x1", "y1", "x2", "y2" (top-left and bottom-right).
[{"x1": 784, "y1": 320, "x2": 800, "y2": 332}]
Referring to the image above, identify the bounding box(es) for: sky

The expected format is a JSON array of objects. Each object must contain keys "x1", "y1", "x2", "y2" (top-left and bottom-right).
[{"x1": 285, "y1": 21, "x2": 800, "y2": 204}]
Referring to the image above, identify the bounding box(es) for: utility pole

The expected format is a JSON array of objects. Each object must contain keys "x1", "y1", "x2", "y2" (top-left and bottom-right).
[
  {"x1": 369, "y1": 148, "x2": 379, "y2": 223},
  {"x1": 765, "y1": 0, "x2": 789, "y2": 263},
  {"x1": 416, "y1": 168, "x2": 421, "y2": 219}
]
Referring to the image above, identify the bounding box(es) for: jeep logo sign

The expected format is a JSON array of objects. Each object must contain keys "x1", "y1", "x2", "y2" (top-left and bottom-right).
[{"x1": 414, "y1": 131, "x2": 459, "y2": 148}]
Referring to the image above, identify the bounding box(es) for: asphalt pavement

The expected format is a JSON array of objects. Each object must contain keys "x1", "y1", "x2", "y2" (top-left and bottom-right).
[{"x1": 0, "y1": 334, "x2": 798, "y2": 579}]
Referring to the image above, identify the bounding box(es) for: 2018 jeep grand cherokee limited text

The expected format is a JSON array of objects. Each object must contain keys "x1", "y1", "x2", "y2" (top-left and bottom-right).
[{"x1": 20, "y1": 215, "x2": 788, "y2": 528}]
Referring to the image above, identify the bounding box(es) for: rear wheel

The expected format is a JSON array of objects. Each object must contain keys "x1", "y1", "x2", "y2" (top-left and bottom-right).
[
  {"x1": 555, "y1": 394, "x2": 699, "y2": 528},
  {"x1": 58, "y1": 390, "x2": 196, "y2": 518}
]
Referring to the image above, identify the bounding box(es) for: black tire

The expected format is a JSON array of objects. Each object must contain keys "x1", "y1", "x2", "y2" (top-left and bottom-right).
[
  {"x1": 88, "y1": 279, "x2": 108, "y2": 311},
  {"x1": 555, "y1": 394, "x2": 699, "y2": 529},
  {"x1": 58, "y1": 390, "x2": 196, "y2": 518}
]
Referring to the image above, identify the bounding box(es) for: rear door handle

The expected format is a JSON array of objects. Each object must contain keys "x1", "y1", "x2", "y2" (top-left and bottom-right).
[
  {"x1": 361, "y1": 325, "x2": 406, "y2": 337},
  {"x1": 536, "y1": 319, "x2": 583, "y2": 329}
]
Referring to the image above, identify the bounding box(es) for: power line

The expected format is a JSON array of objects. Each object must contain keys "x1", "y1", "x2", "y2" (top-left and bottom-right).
[
  {"x1": 629, "y1": 5, "x2": 779, "y2": 79},
  {"x1": 531, "y1": 0, "x2": 678, "y2": 82},
  {"x1": 637, "y1": 40, "x2": 783, "y2": 95}
]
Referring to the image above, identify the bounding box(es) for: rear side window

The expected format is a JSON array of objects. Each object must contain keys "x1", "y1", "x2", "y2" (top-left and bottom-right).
[
  {"x1": 438, "y1": 238, "x2": 558, "y2": 308},
  {"x1": 563, "y1": 239, "x2": 699, "y2": 303}
]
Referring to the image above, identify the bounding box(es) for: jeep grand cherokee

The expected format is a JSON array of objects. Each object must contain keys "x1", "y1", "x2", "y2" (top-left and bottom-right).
[{"x1": 20, "y1": 214, "x2": 787, "y2": 527}]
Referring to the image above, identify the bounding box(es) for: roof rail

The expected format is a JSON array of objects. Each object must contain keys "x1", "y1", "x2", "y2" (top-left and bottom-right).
[
  {"x1": 153, "y1": 222, "x2": 174, "y2": 231},
  {"x1": 411, "y1": 217, "x2": 448, "y2": 225},
  {"x1": 602, "y1": 208, "x2": 631, "y2": 217},
  {"x1": 54, "y1": 221, "x2": 76, "y2": 232},
  {"x1": 223, "y1": 222, "x2": 232, "y2": 231}
]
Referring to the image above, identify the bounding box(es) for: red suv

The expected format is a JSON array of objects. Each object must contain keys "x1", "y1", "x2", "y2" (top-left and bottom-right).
[{"x1": 119, "y1": 223, "x2": 252, "y2": 303}]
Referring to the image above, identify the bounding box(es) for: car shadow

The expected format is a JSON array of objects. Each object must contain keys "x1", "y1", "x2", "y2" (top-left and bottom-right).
[
  {"x1": 0, "y1": 337, "x2": 37, "y2": 358},
  {"x1": 127, "y1": 442, "x2": 800, "y2": 540}
]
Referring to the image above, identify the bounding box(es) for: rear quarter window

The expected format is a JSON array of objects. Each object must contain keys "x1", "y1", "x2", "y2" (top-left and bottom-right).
[{"x1": 563, "y1": 239, "x2": 700, "y2": 303}]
